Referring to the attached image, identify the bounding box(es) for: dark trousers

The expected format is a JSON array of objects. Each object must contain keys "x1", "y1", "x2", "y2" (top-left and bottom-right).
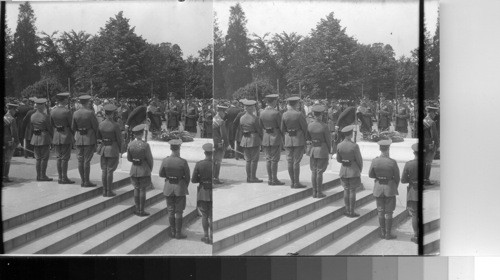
[{"x1": 77, "y1": 145, "x2": 96, "y2": 182}]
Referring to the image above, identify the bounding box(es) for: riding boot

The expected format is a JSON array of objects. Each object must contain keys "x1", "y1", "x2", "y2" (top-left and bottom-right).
[
  {"x1": 175, "y1": 218, "x2": 187, "y2": 239},
  {"x1": 293, "y1": 166, "x2": 306, "y2": 188},
  {"x1": 78, "y1": 164, "x2": 85, "y2": 186},
  {"x1": 201, "y1": 215, "x2": 210, "y2": 244},
  {"x1": 378, "y1": 213, "x2": 386, "y2": 239},
  {"x1": 84, "y1": 165, "x2": 96, "y2": 187},
  {"x1": 344, "y1": 189, "x2": 350, "y2": 216},
  {"x1": 349, "y1": 190, "x2": 359, "y2": 217},
  {"x1": 385, "y1": 216, "x2": 397, "y2": 240},
  {"x1": 266, "y1": 161, "x2": 273, "y2": 185},
  {"x1": 246, "y1": 161, "x2": 252, "y2": 182},
  {"x1": 3, "y1": 163, "x2": 12, "y2": 182},
  {"x1": 133, "y1": 189, "x2": 141, "y2": 216},
  {"x1": 61, "y1": 161, "x2": 75, "y2": 184},
  {"x1": 107, "y1": 172, "x2": 116, "y2": 196},
  {"x1": 102, "y1": 171, "x2": 108, "y2": 196},
  {"x1": 36, "y1": 160, "x2": 41, "y2": 181},
  {"x1": 411, "y1": 215, "x2": 419, "y2": 243},
  {"x1": 272, "y1": 162, "x2": 285, "y2": 185},
  {"x1": 251, "y1": 161, "x2": 262, "y2": 182},
  {"x1": 288, "y1": 164, "x2": 295, "y2": 187},
  {"x1": 57, "y1": 159, "x2": 63, "y2": 183},
  {"x1": 311, "y1": 172, "x2": 317, "y2": 198},
  {"x1": 39, "y1": 160, "x2": 53, "y2": 181},
  {"x1": 316, "y1": 172, "x2": 326, "y2": 198},
  {"x1": 169, "y1": 215, "x2": 176, "y2": 238},
  {"x1": 140, "y1": 189, "x2": 149, "y2": 216}
]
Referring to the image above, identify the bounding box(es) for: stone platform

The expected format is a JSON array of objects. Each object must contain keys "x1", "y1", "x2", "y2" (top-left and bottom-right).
[{"x1": 120, "y1": 138, "x2": 212, "y2": 171}]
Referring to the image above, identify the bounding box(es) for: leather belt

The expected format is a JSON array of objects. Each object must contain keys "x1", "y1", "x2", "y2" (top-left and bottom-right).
[
  {"x1": 287, "y1": 129, "x2": 298, "y2": 136},
  {"x1": 33, "y1": 129, "x2": 44, "y2": 136},
  {"x1": 199, "y1": 180, "x2": 212, "y2": 190},
  {"x1": 341, "y1": 159, "x2": 351, "y2": 167},
  {"x1": 166, "y1": 176, "x2": 180, "y2": 184},
  {"x1": 265, "y1": 128, "x2": 274, "y2": 134},
  {"x1": 377, "y1": 177, "x2": 389, "y2": 185},
  {"x1": 102, "y1": 138, "x2": 113, "y2": 146},
  {"x1": 132, "y1": 159, "x2": 142, "y2": 165},
  {"x1": 78, "y1": 128, "x2": 88, "y2": 135},
  {"x1": 312, "y1": 140, "x2": 322, "y2": 147},
  {"x1": 242, "y1": 131, "x2": 254, "y2": 137},
  {"x1": 55, "y1": 125, "x2": 65, "y2": 132}
]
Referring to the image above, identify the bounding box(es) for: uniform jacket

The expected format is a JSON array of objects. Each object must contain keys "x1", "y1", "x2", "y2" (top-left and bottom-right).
[
  {"x1": 213, "y1": 114, "x2": 228, "y2": 149},
  {"x1": 4, "y1": 112, "x2": 19, "y2": 148},
  {"x1": 184, "y1": 104, "x2": 199, "y2": 128},
  {"x1": 98, "y1": 118, "x2": 123, "y2": 158},
  {"x1": 51, "y1": 106, "x2": 74, "y2": 145},
  {"x1": 395, "y1": 105, "x2": 410, "y2": 128},
  {"x1": 225, "y1": 106, "x2": 242, "y2": 141},
  {"x1": 378, "y1": 102, "x2": 393, "y2": 129},
  {"x1": 30, "y1": 110, "x2": 53, "y2": 146},
  {"x1": 166, "y1": 101, "x2": 181, "y2": 127},
  {"x1": 233, "y1": 111, "x2": 246, "y2": 142},
  {"x1": 307, "y1": 119, "x2": 331, "y2": 158},
  {"x1": 127, "y1": 139, "x2": 153, "y2": 177},
  {"x1": 239, "y1": 112, "x2": 262, "y2": 148},
  {"x1": 401, "y1": 158, "x2": 418, "y2": 201},
  {"x1": 259, "y1": 106, "x2": 283, "y2": 147},
  {"x1": 159, "y1": 155, "x2": 190, "y2": 196},
  {"x1": 281, "y1": 108, "x2": 309, "y2": 147},
  {"x1": 72, "y1": 108, "x2": 99, "y2": 146},
  {"x1": 336, "y1": 138, "x2": 363, "y2": 178},
  {"x1": 22, "y1": 109, "x2": 36, "y2": 142},
  {"x1": 423, "y1": 116, "x2": 439, "y2": 147},
  {"x1": 368, "y1": 155, "x2": 400, "y2": 197},
  {"x1": 192, "y1": 158, "x2": 212, "y2": 201}
]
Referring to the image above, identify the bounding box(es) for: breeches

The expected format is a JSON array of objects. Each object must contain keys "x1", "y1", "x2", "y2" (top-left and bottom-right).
[
  {"x1": 34, "y1": 145, "x2": 50, "y2": 161},
  {"x1": 166, "y1": 195, "x2": 186, "y2": 214},
  {"x1": 263, "y1": 145, "x2": 281, "y2": 163},
  {"x1": 3, "y1": 147, "x2": 15, "y2": 163},
  {"x1": 197, "y1": 200, "x2": 212, "y2": 219},
  {"x1": 77, "y1": 145, "x2": 95, "y2": 166},
  {"x1": 55, "y1": 144, "x2": 71, "y2": 161},
  {"x1": 244, "y1": 146, "x2": 260, "y2": 163},
  {"x1": 310, "y1": 156, "x2": 329, "y2": 174},
  {"x1": 375, "y1": 195, "x2": 396, "y2": 215},
  {"x1": 213, "y1": 148, "x2": 225, "y2": 164},
  {"x1": 285, "y1": 146, "x2": 304, "y2": 168},
  {"x1": 131, "y1": 176, "x2": 151, "y2": 189},
  {"x1": 100, "y1": 156, "x2": 119, "y2": 174}
]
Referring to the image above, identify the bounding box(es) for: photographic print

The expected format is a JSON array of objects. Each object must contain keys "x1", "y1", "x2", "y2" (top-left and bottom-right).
[
  {"x1": 2, "y1": 0, "x2": 214, "y2": 255},
  {"x1": 212, "y1": 0, "x2": 440, "y2": 255}
]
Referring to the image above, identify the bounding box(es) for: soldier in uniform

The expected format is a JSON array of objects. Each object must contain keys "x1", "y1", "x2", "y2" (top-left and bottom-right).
[
  {"x1": 239, "y1": 99, "x2": 263, "y2": 183},
  {"x1": 225, "y1": 100, "x2": 242, "y2": 158},
  {"x1": 50, "y1": 92, "x2": 75, "y2": 184},
  {"x1": 402, "y1": 143, "x2": 419, "y2": 243},
  {"x1": 281, "y1": 96, "x2": 309, "y2": 188},
  {"x1": 423, "y1": 106, "x2": 439, "y2": 185},
  {"x1": 232, "y1": 99, "x2": 247, "y2": 160},
  {"x1": 368, "y1": 139, "x2": 401, "y2": 240},
  {"x1": 192, "y1": 142, "x2": 213, "y2": 244},
  {"x1": 127, "y1": 124, "x2": 154, "y2": 216},
  {"x1": 72, "y1": 95, "x2": 99, "y2": 187},
  {"x1": 165, "y1": 92, "x2": 181, "y2": 131},
  {"x1": 30, "y1": 98, "x2": 54, "y2": 181},
  {"x1": 159, "y1": 139, "x2": 191, "y2": 239},
  {"x1": 184, "y1": 96, "x2": 199, "y2": 136},
  {"x1": 4, "y1": 103, "x2": 20, "y2": 182},
  {"x1": 22, "y1": 98, "x2": 37, "y2": 158},
  {"x1": 97, "y1": 104, "x2": 123, "y2": 197},
  {"x1": 336, "y1": 125, "x2": 363, "y2": 216},
  {"x1": 377, "y1": 94, "x2": 393, "y2": 132},
  {"x1": 260, "y1": 94, "x2": 285, "y2": 185},
  {"x1": 395, "y1": 99, "x2": 410, "y2": 138},
  {"x1": 212, "y1": 105, "x2": 228, "y2": 184},
  {"x1": 307, "y1": 104, "x2": 332, "y2": 198}
]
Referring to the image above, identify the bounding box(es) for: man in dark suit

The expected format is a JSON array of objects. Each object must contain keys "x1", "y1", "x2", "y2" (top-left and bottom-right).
[
  {"x1": 368, "y1": 139, "x2": 401, "y2": 240},
  {"x1": 127, "y1": 124, "x2": 154, "y2": 216},
  {"x1": 213, "y1": 105, "x2": 228, "y2": 184},
  {"x1": 260, "y1": 94, "x2": 285, "y2": 185},
  {"x1": 97, "y1": 104, "x2": 123, "y2": 197},
  {"x1": 281, "y1": 96, "x2": 309, "y2": 188},
  {"x1": 4, "y1": 103, "x2": 20, "y2": 182},
  {"x1": 232, "y1": 99, "x2": 247, "y2": 160},
  {"x1": 72, "y1": 95, "x2": 99, "y2": 187},
  {"x1": 336, "y1": 125, "x2": 363, "y2": 217},
  {"x1": 31, "y1": 98, "x2": 54, "y2": 181},
  {"x1": 165, "y1": 92, "x2": 182, "y2": 131},
  {"x1": 21, "y1": 98, "x2": 37, "y2": 158},
  {"x1": 159, "y1": 139, "x2": 191, "y2": 239},
  {"x1": 402, "y1": 143, "x2": 419, "y2": 243},
  {"x1": 423, "y1": 106, "x2": 439, "y2": 185},
  {"x1": 239, "y1": 99, "x2": 263, "y2": 183},
  {"x1": 192, "y1": 143, "x2": 213, "y2": 244},
  {"x1": 51, "y1": 92, "x2": 75, "y2": 184},
  {"x1": 307, "y1": 104, "x2": 331, "y2": 198}
]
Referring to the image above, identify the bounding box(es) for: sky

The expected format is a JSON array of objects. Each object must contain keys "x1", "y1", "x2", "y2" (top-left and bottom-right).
[
  {"x1": 5, "y1": 1, "x2": 214, "y2": 59},
  {"x1": 215, "y1": 0, "x2": 439, "y2": 58}
]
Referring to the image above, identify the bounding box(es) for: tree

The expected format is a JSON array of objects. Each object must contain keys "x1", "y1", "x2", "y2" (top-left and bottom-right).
[
  {"x1": 426, "y1": 11, "x2": 440, "y2": 99},
  {"x1": 213, "y1": 12, "x2": 226, "y2": 98},
  {"x1": 271, "y1": 32, "x2": 302, "y2": 96},
  {"x1": 232, "y1": 80, "x2": 277, "y2": 101},
  {"x1": 12, "y1": 2, "x2": 40, "y2": 96},
  {"x1": 287, "y1": 12, "x2": 360, "y2": 100},
  {"x1": 4, "y1": 22, "x2": 16, "y2": 95},
  {"x1": 224, "y1": 3, "x2": 252, "y2": 98},
  {"x1": 20, "y1": 76, "x2": 65, "y2": 101},
  {"x1": 76, "y1": 12, "x2": 150, "y2": 98},
  {"x1": 185, "y1": 54, "x2": 212, "y2": 99},
  {"x1": 358, "y1": 43, "x2": 397, "y2": 100},
  {"x1": 396, "y1": 55, "x2": 418, "y2": 99}
]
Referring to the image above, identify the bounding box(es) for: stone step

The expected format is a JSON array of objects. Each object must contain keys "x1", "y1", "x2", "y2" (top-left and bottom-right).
[
  {"x1": 3, "y1": 185, "x2": 136, "y2": 252},
  {"x1": 424, "y1": 229, "x2": 440, "y2": 255},
  {"x1": 309, "y1": 206, "x2": 409, "y2": 255},
  {"x1": 215, "y1": 190, "x2": 374, "y2": 256},
  {"x1": 103, "y1": 206, "x2": 199, "y2": 254},
  {"x1": 213, "y1": 178, "x2": 341, "y2": 231},
  {"x1": 424, "y1": 218, "x2": 440, "y2": 233},
  {"x1": 213, "y1": 186, "x2": 346, "y2": 253},
  {"x1": 2, "y1": 175, "x2": 130, "y2": 231},
  {"x1": 8, "y1": 189, "x2": 165, "y2": 254}
]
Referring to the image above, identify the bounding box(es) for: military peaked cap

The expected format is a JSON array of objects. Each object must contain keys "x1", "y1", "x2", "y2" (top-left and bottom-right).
[
  {"x1": 202, "y1": 143, "x2": 213, "y2": 152},
  {"x1": 341, "y1": 125, "x2": 355, "y2": 133},
  {"x1": 378, "y1": 139, "x2": 392, "y2": 146},
  {"x1": 242, "y1": 99, "x2": 257, "y2": 106},
  {"x1": 78, "y1": 95, "x2": 92, "y2": 101},
  {"x1": 7, "y1": 103, "x2": 19, "y2": 109},
  {"x1": 286, "y1": 96, "x2": 300, "y2": 102},
  {"x1": 103, "y1": 104, "x2": 117, "y2": 112},
  {"x1": 265, "y1": 94, "x2": 279, "y2": 99},
  {"x1": 168, "y1": 139, "x2": 183, "y2": 146},
  {"x1": 411, "y1": 143, "x2": 418, "y2": 152},
  {"x1": 35, "y1": 98, "x2": 47, "y2": 104},
  {"x1": 312, "y1": 104, "x2": 326, "y2": 113},
  {"x1": 56, "y1": 92, "x2": 70, "y2": 98},
  {"x1": 132, "y1": 124, "x2": 146, "y2": 132}
]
